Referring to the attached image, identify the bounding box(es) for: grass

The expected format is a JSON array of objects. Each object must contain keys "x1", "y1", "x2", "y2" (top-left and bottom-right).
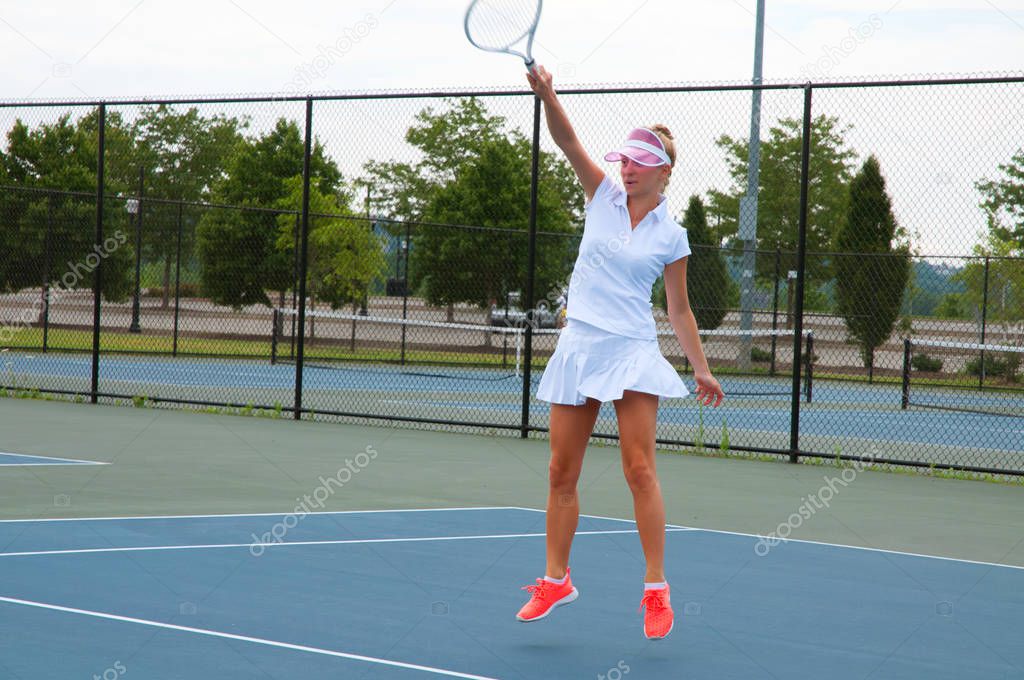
[
  {"x1": 2, "y1": 327, "x2": 544, "y2": 370},
  {"x1": 6, "y1": 327, "x2": 269, "y2": 357},
  {"x1": 813, "y1": 369, "x2": 1022, "y2": 394}
]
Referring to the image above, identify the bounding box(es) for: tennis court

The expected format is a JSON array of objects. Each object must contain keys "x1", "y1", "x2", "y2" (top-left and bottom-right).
[{"x1": 2, "y1": 398, "x2": 1022, "y2": 679}]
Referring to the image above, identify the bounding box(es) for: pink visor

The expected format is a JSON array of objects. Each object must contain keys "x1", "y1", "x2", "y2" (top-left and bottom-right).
[{"x1": 604, "y1": 128, "x2": 671, "y2": 167}]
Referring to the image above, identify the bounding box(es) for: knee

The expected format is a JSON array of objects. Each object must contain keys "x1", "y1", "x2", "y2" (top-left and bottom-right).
[
  {"x1": 622, "y1": 459, "x2": 658, "y2": 494},
  {"x1": 548, "y1": 455, "x2": 580, "y2": 491}
]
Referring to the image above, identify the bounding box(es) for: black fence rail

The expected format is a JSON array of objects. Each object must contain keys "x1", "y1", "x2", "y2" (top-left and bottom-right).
[{"x1": 1, "y1": 75, "x2": 1022, "y2": 474}]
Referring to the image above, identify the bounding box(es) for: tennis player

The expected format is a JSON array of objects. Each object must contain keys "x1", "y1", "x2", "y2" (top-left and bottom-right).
[{"x1": 517, "y1": 65, "x2": 725, "y2": 640}]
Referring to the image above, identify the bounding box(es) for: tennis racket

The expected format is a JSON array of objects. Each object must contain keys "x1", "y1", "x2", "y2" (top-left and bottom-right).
[{"x1": 463, "y1": 0, "x2": 543, "y2": 73}]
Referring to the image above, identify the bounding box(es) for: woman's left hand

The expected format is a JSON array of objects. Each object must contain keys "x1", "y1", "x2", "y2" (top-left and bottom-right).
[{"x1": 693, "y1": 371, "x2": 724, "y2": 407}]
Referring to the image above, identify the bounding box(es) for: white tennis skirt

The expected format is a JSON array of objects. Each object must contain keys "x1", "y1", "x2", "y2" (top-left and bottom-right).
[{"x1": 536, "y1": 319, "x2": 690, "y2": 405}]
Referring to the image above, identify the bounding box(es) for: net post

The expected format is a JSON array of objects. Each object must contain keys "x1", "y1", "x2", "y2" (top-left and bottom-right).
[
  {"x1": 901, "y1": 337, "x2": 911, "y2": 410},
  {"x1": 788, "y1": 83, "x2": 812, "y2": 464},
  {"x1": 804, "y1": 331, "x2": 814, "y2": 403}
]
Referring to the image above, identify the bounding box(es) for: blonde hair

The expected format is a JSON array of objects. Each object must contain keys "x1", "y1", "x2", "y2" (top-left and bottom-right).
[{"x1": 648, "y1": 123, "x2": 676, "y2": 189}]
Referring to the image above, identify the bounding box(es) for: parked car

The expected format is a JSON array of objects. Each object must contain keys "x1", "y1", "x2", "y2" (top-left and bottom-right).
[{"x1": 489, "y1": 292, "x2": 562, "y2": 329}]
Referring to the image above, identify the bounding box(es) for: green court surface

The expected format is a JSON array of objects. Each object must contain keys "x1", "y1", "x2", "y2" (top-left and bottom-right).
[{"x1": 2, "y1": 397, "x2": 1022, "y2": 567}]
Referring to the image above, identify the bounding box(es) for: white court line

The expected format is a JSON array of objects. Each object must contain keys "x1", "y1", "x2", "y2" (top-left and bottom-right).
[
  {"x1": 508, "y1": 507, "x2": 693, "y2": 531},
  {"x1": 0, "y1": 452, "x2": 108, "y2": 466},
  {"x1": 0, "y1": 528, "x2": 691, "y2": 558},
  {"x1": 512, "y1": 506, "x2": 1024, "y2": 572},
  {"x1": 0, "y1": 595, "x2": 498, "y2": 680},
  {"x1": 0, "y1": 506, "x2": 519, "y2": 523}
]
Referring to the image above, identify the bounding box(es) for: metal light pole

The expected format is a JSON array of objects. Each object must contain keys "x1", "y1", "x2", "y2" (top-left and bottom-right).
[
  {"x1": 127, "y1": 166, "x2": 144, "y2": 333},
  {"x1": 738, "y1": 0, "x2": 766, "y2": 370}
]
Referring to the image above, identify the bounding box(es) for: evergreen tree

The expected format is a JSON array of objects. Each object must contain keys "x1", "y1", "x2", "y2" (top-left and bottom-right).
[
  {"x1": 654, "y1": 196, "x2": 731, "y2": 330},
  {"x1": 835, "y1": 156, "x2": 910, "y2": 380}
]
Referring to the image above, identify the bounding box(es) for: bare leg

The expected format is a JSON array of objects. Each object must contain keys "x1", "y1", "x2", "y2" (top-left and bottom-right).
[
  {"x1": 613, "y1": 390, "x2": 665, "y2": 583},
  {"x1": 545, "y1": 398, "x2": 601, "y2": 578}
]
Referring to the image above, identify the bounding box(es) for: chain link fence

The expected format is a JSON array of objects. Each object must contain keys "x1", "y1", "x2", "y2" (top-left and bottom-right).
[{"x1": 1, "y1": 76, "x2": 1021, "y2": 474}]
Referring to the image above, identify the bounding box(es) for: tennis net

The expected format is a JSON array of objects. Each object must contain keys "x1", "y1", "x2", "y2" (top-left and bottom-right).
[{"x1": 901, "y1": 338, "x2": 1023, "y2": 417}]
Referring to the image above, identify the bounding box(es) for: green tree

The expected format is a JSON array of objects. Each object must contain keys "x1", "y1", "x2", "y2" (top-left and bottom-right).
[
  {"x1": 0, "y1": 112, "x2": 133, "y2": 302},
  {"x1": 961, "y1": 147, "x2": 1024, "y2": 380},
  {"x1": 654, "y1": 196, "x2": 732, "y2": 330},
  {"x1": 935, "y1": 292, "x2": 967, "y2": 320},
  {"x1": 362, "y1": 98, "x2": 581, "y2": 321},
  {"x1": 130, "y1": 105, "x2": 245, "y2": 306},
  {"x1": 195, "y1": 118, "x2": 343, "y2": 309},
  {"x1": 708, "y1": 115, "x2": 857, "y2": 288},
  {"x1": 954, "y1": 237, "x2": 1023, "y2": 381},
  {"x1": 274, "y1": 176, "x2": 386, "y2": 310},
  {"x1": 977, "y1": 147, "x2": 1024, "y2": 251},
  {"x1": 834, "y1": 156, "x2": 911, "y2": 379}
]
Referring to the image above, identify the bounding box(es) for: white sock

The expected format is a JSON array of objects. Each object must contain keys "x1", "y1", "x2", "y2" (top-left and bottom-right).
[
  {"x1": 544, "y1": 573, "x2": 568, "y2": 585},
  {"x1": 644, "y1": 581, "x2": 668, "y2": 590}
]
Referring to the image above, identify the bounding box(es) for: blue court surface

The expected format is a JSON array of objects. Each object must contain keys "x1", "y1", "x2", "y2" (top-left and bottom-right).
[
  {"x1": 0, "y1": 452, "x2": 106, "y2": 466},
  {"x1": 1, "y1": 507, "x2": 1021, "y2": 679}
]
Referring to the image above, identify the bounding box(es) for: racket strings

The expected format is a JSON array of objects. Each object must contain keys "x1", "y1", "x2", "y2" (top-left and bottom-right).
[{"x1": 465, "y1": 0, "x2": 539, "y2": 50}]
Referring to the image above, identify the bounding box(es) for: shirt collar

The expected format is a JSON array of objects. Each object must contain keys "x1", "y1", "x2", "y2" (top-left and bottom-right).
[{"x1": 614, "y1": 190, "x2": 669, "y2": 224}]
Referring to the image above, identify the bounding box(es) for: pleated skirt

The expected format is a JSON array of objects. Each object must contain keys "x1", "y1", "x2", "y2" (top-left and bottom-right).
[{"x1": 536, "y1": 319, "x2": 689, "y2": 405}]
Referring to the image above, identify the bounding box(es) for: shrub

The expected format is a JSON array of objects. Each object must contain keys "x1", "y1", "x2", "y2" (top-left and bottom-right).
[
  {"x1": 966, "y1": 354, "x2": 1008, "y2": 378},
  {"x1": 911, "y1": 353, "x2": 943, "y2": 372}
]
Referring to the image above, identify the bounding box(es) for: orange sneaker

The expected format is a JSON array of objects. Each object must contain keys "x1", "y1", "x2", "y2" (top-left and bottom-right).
[
  {"x1": 639, "y1": 585, "x2": 674, "y2": 639},
  {"x1": 516, "y1": 569, "x2": 579, "y2": 622}
]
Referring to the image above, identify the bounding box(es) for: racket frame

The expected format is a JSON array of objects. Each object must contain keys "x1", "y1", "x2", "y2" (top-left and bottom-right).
[{"x1": 463, "y1": 0, "x2": 542, "y2": 72}]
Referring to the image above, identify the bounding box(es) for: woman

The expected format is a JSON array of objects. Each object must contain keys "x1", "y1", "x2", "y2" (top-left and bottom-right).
[{"x1": 517, "y1": 65, "x2": 725, "y2": 640}]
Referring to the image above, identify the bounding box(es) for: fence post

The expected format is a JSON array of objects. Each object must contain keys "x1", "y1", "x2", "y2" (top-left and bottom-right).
[
  {"x1": 789, "y1": 84, "x2": 813, "y2": 464},
  {"x1": 271, "y1": 309, "x2": 279, "y2": 365},
  {"x1": 291, "y1": 213, "x2": 299, "y2": 360},
  {"x1": 520, "y1": 95, "x2": 541, "y2": 438},
  {"x1": 172, "y1": 201, "x2": 183, "y2": 357},
  {"x1": 91, "y1": 104, "x2": 106, "y2": 404},
  {"x1": 979, "y1": 255, "x2": 990, "y2": 387},
  {"x1": 42, "y1": 193, "x2": 53, "y2": 353},
  {"x1": 401, "y1": 221, "x2": 410, "y2": 366},
  {"x1": 770, "y1": 247, "x2": 780, "y2": 375},
  {"x1": 901, "y1": 338, "x2": 911, "y2": 409},
  {"x1": 293, "y1": 99, "x2": 314, "y2": 420},
  {"x1": 804, "y1": 331, "x2": 814, "y2": 403},
  {"x1": 129, "y1": 166, "x2": 144, "y2": 334}
]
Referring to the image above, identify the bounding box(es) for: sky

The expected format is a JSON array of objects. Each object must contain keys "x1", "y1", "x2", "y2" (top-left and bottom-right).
[{"x1": 1, "y1": 0, "x2": 1023, "y2": 257}]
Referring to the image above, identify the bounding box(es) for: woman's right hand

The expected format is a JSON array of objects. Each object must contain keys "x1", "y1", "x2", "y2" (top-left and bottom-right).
[{"x1": 526, "y1": 65, "x2": 556, "y2": 101}]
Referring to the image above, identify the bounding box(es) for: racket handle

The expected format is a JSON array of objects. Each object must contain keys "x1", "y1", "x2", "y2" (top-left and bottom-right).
[{"x1": 524, "y1": 58, "x2": 537, "y2": 74}]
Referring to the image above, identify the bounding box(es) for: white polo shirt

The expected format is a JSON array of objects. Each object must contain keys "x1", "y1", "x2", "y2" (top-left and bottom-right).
[{"x1": 565, "y1": 175, "x2": 691, "y2": 340}]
